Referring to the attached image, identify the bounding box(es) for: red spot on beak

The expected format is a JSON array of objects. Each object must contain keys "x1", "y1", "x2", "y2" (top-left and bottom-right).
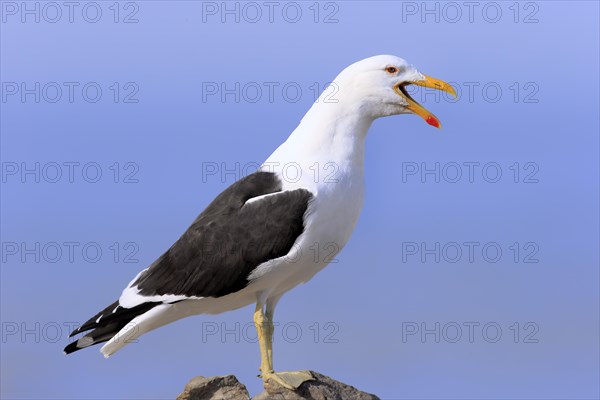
[{"x1": 426, "y1": 115, "x2": 440, "y2": 128}]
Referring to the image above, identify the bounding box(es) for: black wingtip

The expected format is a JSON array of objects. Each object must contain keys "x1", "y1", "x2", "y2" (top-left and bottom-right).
[
  {"x1": 68, "y1": 328, "x2": 82, "y2": 338},
  {"x1": 64, "y1": 340, "x2": 82, "y2": 355}
]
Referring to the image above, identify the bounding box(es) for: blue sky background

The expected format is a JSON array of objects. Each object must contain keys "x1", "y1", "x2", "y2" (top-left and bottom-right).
[{"x1": 1, "y1": 1, "x2": 599, "y2": 399}]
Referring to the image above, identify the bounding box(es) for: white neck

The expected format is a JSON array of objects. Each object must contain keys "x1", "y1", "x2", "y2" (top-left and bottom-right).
[{"x1": 264, "y1": 97, "x2": 374, "y2": 181}]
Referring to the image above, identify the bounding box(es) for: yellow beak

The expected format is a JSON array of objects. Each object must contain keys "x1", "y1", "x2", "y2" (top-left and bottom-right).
[{"x1": 394, "y1": 74, "x2": 457, "y2": 129}]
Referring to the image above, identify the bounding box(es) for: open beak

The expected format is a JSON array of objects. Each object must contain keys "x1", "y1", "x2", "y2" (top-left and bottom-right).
[{"x1": 394, "y1": 74, "x2": 457, "y2": 128}]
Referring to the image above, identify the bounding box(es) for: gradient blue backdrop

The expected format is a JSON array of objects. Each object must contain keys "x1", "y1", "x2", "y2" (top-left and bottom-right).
[{"x1": 1, "y1": 1, "x2": 599, "y2": 399}]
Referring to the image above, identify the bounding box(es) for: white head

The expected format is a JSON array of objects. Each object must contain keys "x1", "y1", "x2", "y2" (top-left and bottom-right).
[{"x1": 322, "y1": 55, "x2": 456, "y2": 128}]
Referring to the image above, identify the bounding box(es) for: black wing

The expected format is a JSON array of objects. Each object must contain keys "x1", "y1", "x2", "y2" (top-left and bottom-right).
[
  {"x1": 132, "y1": 171, "x2": 313, "y2": 298},
  {"x1": 65, "y1": 171, "x2": 312, "y2": 354}
]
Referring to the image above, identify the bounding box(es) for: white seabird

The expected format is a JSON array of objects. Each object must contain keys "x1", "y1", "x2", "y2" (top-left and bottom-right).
[{"x1": 65, "y1": 54, "x2": 456, "y2": 389}]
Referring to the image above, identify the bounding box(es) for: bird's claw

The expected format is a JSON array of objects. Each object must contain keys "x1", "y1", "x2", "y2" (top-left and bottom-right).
[{"x1": 261, "y1": 370, "x2": 314, "y2": 390}]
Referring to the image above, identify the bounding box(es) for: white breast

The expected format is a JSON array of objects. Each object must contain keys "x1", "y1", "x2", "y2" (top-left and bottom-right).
[{"x1": 246, "y1": 122, "x2": 369, "y2": 297}]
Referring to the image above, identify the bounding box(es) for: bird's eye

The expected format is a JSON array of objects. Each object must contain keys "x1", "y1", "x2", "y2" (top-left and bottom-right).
[{"x1": 385, "y1": 66, "x2": 398, "y2": 74}]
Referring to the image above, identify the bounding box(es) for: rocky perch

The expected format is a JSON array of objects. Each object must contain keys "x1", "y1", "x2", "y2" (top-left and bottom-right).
[{"x1": 177, "y1": 371, "x2": 380, "y2": 400}]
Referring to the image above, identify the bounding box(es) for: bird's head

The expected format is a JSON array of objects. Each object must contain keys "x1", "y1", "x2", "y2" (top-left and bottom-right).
[{"x1": 332, "y1": 55, "x2": 456, "y2": 128}]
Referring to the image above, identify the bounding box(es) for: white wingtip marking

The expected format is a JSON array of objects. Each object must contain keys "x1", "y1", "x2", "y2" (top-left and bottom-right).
[{"x1": 78, "y1": 336, "x2": 94, "y2": 348}]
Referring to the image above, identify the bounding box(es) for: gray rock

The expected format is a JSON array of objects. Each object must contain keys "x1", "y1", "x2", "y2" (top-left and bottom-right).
[
  {"x1": 177, "y1": 375, "x2": 251, "y2": 400},
  {"x1": 253, "y1": 371, "x2": 380, "y2": 400},
  {"x1": 177, "y1": 371, "x2": 379, "y2": 400}
]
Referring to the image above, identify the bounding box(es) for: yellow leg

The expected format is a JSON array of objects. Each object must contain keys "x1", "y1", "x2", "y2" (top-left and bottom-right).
[
  {"x1": 264, "y1": 306, "x2": 274, "y2": 369},
  {"x1": 253, "y1": 304, "x2": 314, "y2": 390},
  {"x1": 253, "y1": 304, "x2": 271, "y2": 374}
]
